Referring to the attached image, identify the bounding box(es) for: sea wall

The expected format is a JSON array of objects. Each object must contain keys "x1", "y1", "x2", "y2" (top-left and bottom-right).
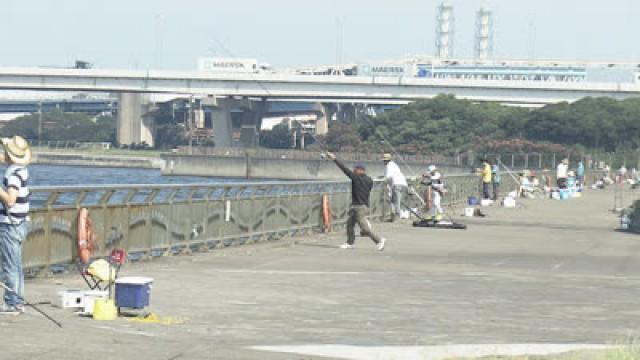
[
  {"x1": 34, "y1": 152, "x2": 164, "y2": 169},
  {"x1": 161, "y1": 154, "x2": 464, "y2": 180}
]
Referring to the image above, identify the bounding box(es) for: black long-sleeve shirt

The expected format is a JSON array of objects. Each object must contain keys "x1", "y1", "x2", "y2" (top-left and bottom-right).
[{"x1": 334, "y1": 159, "x2": 373, "y2": 207}]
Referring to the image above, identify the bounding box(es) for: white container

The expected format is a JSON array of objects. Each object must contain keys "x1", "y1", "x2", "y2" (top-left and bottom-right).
[
  {"x1": 503, "y1": 197, "x2": 517, "y2": 208},
  {"x1": 82, "y1": 290, "x2": 109, "y2": 315},
  {"x1": 480, "y1": 199, "x2": 493, "y2": 207},
  {"x1": 58, "y1": 290, "x2": 84, "y2": 309},
  {"x1": 464, "y1": 207, "x2": 475, "y2": 217}
]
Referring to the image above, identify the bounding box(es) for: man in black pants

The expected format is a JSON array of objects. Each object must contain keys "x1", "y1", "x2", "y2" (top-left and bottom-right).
[{"x1": 327, "y1": 152, "x2": 386, "y2": 251}]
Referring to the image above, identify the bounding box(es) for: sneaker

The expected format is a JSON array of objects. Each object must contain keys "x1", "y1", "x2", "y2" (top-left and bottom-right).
[
  {"x1": 0, "y1": 304, "x2": 19, "y2": 315},
  {"x1": 340, "y1": 243, "x2": 354, "y2": 249},
  {"x1": 377, "y1": 238, "x2": 387, "y2": 251},
  {"x1": 14, "y1": 304, "x2": 25, "y2": 314}
]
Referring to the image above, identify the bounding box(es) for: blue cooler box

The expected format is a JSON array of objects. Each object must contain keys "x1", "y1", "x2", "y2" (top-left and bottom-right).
[{"x1": 115, "y1": 277, "x2": 153, "y2": 309}]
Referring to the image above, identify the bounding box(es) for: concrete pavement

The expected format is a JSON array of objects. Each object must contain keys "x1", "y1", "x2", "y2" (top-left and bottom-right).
[{"x1": 0, "y1": 189, "x2": 638, "y2": 360}]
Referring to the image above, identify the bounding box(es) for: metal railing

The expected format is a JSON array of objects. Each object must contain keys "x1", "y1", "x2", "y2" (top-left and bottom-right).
[{"x1": 23, "y1": 174, "x2": 516, "y2": 275}]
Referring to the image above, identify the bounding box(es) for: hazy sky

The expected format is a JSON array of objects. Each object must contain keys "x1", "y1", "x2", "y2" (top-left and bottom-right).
[{"x1": 1, "y1": 0, "x2": 638, "y2": 70}]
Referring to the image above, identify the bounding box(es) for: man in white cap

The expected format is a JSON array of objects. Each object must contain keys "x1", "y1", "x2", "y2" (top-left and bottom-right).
[
  {"x1": 0, "y1": 136, "x2": 31, "y2": 314},
  {"x1": 423, "y1": 165, "x2": 446, "y2": 221},
  {"x1": 556, "y1": 158, "x2": 569, "y2": 189},
  {"x1": 382, "y1": 153, "x2": 407, "y2": 222}
]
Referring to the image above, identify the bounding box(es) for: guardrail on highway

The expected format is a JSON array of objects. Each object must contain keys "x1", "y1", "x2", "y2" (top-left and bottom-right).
[{"x1": 23, "y1": 174, "x2": 517, "y2": 276}]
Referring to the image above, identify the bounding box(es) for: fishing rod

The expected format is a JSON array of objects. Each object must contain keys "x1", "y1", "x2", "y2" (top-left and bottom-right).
[
  {"x1": 496, "y1": 158, "x2": 522, "y2": 187},
  {"x1": 212, "y1": 38, "x2": 427, "y2": 202},
  {"x1": 0, "y1": 282, "x2": 62, "y2": 328}
]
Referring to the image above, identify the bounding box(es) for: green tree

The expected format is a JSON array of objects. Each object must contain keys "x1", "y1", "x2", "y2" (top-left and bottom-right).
[
  {"x1": 260, "y1": 123, "x2": 293, "y2": 149},
  {"x1": 322, "y1": 123, "x2": 362, "y2": 152},
  {"x1": 1, "y1": 110, "x2": 116, "y2": 143}
]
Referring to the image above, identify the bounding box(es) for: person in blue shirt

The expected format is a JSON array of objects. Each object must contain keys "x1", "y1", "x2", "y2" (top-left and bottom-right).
[
  {"x1": 576, "y1": 161, "x2": 585, "y2": 188},
  {"x1": 491, "y1": 162, "x2": 501, "y2": 201}
]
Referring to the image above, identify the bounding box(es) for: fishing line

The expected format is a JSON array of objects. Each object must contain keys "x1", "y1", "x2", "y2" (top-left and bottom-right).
[{"x1": 0, "y1": 282, "x2": 62, "y2": 328}]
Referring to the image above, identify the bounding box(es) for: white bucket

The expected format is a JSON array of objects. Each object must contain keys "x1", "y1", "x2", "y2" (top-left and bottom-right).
[
  {"x1": 503, "y1": 197, "x2": 516, "y2": 208},
  {"x1": 464, "y1": 207, "x2": 475, "y2": 217}
]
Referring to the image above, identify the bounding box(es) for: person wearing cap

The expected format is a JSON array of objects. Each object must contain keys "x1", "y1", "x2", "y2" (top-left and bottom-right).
[
  {"x1": 382, "y1": 153, "x2": 407, "y2": 222},
  {"x1": 326, "y1": 152, "x2": 386, "y2": 251},
  {"x1": 0, "y1": 136, "x2": 31, "y2": 314},
  {"x1": 422, "y1": 165, "x2": 445, "y2": 221},
  {"x1": 556, "y1": 158, "x2": 569, "y2": 189}
]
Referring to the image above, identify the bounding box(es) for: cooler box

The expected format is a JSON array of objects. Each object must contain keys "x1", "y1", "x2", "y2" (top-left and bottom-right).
[
  {"x1": 82, "y1": 290, "x2": 108, "y2": 315},
  {"x1": 503, "y1": 197, "x2": 517, "y2": 208},
  {"x1": 58, "y1": 290, "x2": 84, "y2": 309},
  {"x1": 115, "y1": 277, "x2": 153, "y2": 309},
  {"x1": 480, "y1": 199, "x2": 493, "y2": 207}
]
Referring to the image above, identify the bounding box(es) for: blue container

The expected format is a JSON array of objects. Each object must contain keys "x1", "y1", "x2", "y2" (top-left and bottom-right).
[
  {"x1": 468, "y1": 196, "x2": 479, "y2": 206},
  {"x1": 115, "y1": 277, "x2": 153, "y2": 309}
]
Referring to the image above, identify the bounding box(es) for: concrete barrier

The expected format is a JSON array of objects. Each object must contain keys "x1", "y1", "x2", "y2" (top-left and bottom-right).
[
  {"x1": 34, "y1": 152, "x2": 164, "y2": 169},
  {"x1": 162, "y1": 154, "x2": 466, "y2": 180}
]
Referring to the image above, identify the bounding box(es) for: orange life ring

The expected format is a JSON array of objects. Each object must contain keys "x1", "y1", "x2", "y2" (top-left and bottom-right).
[
  {"x1": 322, "y1": 194, "x2": 332, "y2": 233},
  {"x1": 77, "y1": 208, "x2": 96, "y2": 264}
]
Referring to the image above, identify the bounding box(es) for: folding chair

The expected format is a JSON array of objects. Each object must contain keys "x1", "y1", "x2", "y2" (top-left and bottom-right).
[{"x1": 78, "y1": 249, "x2": 127, "y2": 291}]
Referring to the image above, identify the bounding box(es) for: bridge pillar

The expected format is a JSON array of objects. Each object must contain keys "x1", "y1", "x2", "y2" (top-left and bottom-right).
[
  {"x1": 336, "y1": 104, "x2": 356, "y2": 123},
  {"x1": 117, "y1": 93, "x2": 154, "y2": 146},
  {"x1": 313, "y1": 103, "x2": 336, "y2": 135},
  {"x1": 204, "y1": 97, "x2": 233, "y2": 147},
  {"x1": 238, "y1": 99, "x2": 267, "y2": 148}
]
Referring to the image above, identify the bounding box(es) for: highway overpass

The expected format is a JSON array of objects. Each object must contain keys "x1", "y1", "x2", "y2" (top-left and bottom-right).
[
  {"x1": 1, "y1": 67, "x2": 640, "y2": 106},
  {"x1": 2, "y1": 66, "x2": 640, "y2": 147}
]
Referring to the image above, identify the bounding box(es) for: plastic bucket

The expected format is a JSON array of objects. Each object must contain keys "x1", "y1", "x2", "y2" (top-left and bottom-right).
[
  {"x1": 464, "y1": 207, "x2": 474, "y2": 217},
  {"x1": 93, "y1": 298, "x2": 117, "y2": 321},
  {"x1": 468, "y1": 197, "x2": 479, "y2": 206}
]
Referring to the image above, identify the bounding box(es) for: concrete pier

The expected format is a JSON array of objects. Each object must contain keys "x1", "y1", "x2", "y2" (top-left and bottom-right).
[
  {"x1": 117, "y1": 93, "x2": 154, "y2": 146},
  {"x1": 162, "y1": 153, "x2": 463, "y2": 180},
  {"x1": 3, "y1": 190, "x2": 636, "y2": 359}
]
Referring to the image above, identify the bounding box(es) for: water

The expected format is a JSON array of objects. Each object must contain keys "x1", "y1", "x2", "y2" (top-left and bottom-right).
[{"x1": 1, "y1": 164, "x2": 244, "y2": 187}]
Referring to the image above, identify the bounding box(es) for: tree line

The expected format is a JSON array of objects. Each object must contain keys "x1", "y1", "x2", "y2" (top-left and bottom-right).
[
  {"x1": 0, "y1": 110, "x2": 115, "y2": 144},
  {"x1": 320, "y1": 95, "x2": 640, "y2": 155}
]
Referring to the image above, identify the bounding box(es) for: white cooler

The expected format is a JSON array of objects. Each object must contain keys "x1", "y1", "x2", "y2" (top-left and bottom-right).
[
  {"x1": 82, "y1": 290, "x2": 109, "y2": 315},
  {"x1": 58, "y1": 290, "x2": 84, "y2": 309}
]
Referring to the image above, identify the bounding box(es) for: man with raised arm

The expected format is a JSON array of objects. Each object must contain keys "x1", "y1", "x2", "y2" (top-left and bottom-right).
[{"x1": 327, "y1": 152, "x2": 386, "y2": 251}]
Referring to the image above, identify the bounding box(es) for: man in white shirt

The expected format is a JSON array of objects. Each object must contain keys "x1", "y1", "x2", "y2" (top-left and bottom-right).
[
  {"x1": 556, "y1": 158, "x2": 569, "y2": 189},
  {"x1": 383, "y1": 153, "x2": 407, "y2": 222}
]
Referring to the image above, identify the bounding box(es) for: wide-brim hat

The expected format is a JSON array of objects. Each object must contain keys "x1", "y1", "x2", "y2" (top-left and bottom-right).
[
  {"x1": 382, "y1": 153, "x2": 392, "y2": 161},
  {"x1": 2, "y1": 136, "x2": 32, "y2": 166},
  {"x1": 428, "y1": 165, "x2": 437, "y2": 172}
]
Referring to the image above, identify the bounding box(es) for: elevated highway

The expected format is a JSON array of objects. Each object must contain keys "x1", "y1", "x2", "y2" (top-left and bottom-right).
[
  {"x1": 0, "y1": 67, "x2": 639, "y2": 106},
  {"x1": 3, "y1": 66, "x2": 640, "y2": 146}
]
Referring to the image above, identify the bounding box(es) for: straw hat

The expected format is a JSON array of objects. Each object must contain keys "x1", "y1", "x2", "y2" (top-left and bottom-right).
[
  {"x1": 2, "y1": 136, "x2": 32, "y2": 166},
  {"x1": 382, "y1": 153, "x2": 393, "y2": 161}
]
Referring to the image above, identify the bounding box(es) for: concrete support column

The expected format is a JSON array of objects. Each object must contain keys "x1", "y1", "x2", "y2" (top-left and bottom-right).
[
  {"x1": 117, "y1": 93, "x2": 154, "y2": 146},
  {"x1": 205, "y1": 97, "x2": 233, "y2": 148},
  {"x1": 238, "y1": 99, "x2": 267, "y2": 148},
  {"x1": 313, "y1": 103, "x2": 335, "y2": 136},
  {"x1": 336, "y1": 103, "x2": 356, "y2": 123}
]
